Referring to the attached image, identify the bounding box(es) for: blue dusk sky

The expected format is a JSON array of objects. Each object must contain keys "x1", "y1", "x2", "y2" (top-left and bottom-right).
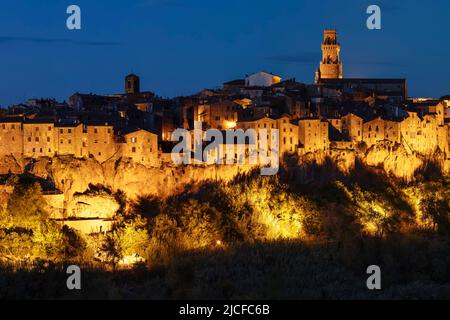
[{"x1": 0, "y1": 0, "x2": 449, "y2": 106}]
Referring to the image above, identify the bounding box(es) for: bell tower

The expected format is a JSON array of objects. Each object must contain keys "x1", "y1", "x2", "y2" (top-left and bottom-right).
[
  {"x1": 315, "y1": 29, "x2": 343, "y2": 83},
  {"x1": 125, "y1": 73, "x2": 140, "y2": 95}
]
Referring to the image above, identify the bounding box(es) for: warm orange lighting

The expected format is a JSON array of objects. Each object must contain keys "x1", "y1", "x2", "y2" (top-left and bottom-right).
[{"x1": 225, "y1": 121, "x2": 237, "y2": 129}]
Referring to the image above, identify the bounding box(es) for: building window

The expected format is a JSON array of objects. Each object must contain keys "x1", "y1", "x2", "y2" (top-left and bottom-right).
[
  {"x1": 131, "y1": 137, "x2": 137, "y2": 143},
  {"x1": 98, "y1": 152, "x2": 101, "y2": 156},
  {"x1": 35, "y1": 127, "x2": 39, "y2": 132},
  {"x1": 28, "y1": 137, "x2": 31, "y2": 142},
  {"x1": 68, "y1": 129, "x2": 72, "y2": 133},
  {"x1": 1, "y1": 124, "x2": 5, "y2": 129},
  {"x1": 48, "y1": 126, "x2": 51, "y2": 131},
  {"x1": 132, "y1": 147, "x2": 136, "y2": 153},
  {"x1": 39, "y1": 148, "x2": 43, "y2": 153},
  {"x1": 12, "y1": 136, "x2": 15, "y2": 141},
  {"x1": 11, "y1": 125, "x2": 15, "y2": 129},
  {"x1": 94, "y1": 128, "x2": 98, "y2": 134},
  {"x1": 47, "y1": 137, "x2": 50, "y2": 142},
  {"x1": 60, "y1": 139, "x2": 63, "y2": 144},
  {"x1": 68, "y1": 139, "x2": 72, "y2": 144},
  {"x1": 35, "y1": 137, "x2": 39, "y2": 142},
  {"x1": 107, "y1": 129, "x2": 111, "y2": 134},
  {"x1": 32, "y1": 148, "x2": 35, "y2": 152},
  {"x1": 60, "y1": 129, "x2": 64, "y2": 134}
]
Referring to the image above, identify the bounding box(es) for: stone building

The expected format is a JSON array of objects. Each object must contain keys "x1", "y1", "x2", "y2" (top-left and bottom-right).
[
  {"x1": 341, "y1": 113, "x2": 363, "y2": 142},
  {"x1": 55, "y1": 122, "x2": 84, "y2": 157},
  {"x1": 277, "y1": 115, "x2": 298, "y2": 154},
  {"x1": 0, "y1": 117, "x2": 159, "y2": 166},
  {"x1": 85, "y1": 122, "x2": 117, "y2": 162},
  {"x1": 298, "y1": 118, "x2": 329, "y2": 153},
  {"x1": 120, "y1": 128, "x2": 159, "y2": 166},
  {"x1": 363, "y1": 117, "x2": 400, "y2": 147},
  {"x1": 196, "y1": 100, "x2": 240, "y2": 130},
  {"x1": 237, "y1": 116, "x2": 279, "y2": 156},
  {"x1": 245, "y1": 71, "x2": 282, "y2": 87},
  {"x1": 0, "y1": 117, "x2": 24, "y2": 157},
  {"x1": 23, "y1": 119, "x2": 56, "y2": 158}
]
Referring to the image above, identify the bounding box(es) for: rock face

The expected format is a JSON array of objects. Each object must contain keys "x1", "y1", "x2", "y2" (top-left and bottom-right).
[
  {"x1": 66, "y1": 193, "x2": 120, "y2": 219},
  {"x1": 0, "y1": 142, "x2": 448, "y2": 219},
  {"x1": 0, "y1": 155, "x2": 23, "y2": 174},
  {"x1": 24, "y1": 156, "x2": 255, "y2": 202},
  {"x1": 364, "y1": 143, "x2": 424, "y2": 182}
]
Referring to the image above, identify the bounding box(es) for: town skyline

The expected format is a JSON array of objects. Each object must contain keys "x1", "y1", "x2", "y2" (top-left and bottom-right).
[
  {"x1": 1, "y1": 0, "x2": 450, "y2": 107},
  {"x1": 0, "y1": 2, "x2": 449, "y2": 302}
]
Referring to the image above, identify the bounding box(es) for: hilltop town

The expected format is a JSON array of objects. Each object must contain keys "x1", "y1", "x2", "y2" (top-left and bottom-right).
[
  {"x1": 0, "y1": 30, "x2": 449, "y2": 174},
  {"x1": 0, "y1": 30, "x2": 449, "y2": 284}
]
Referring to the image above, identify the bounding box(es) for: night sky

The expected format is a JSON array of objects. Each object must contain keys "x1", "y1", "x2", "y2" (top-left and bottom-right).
[{"x1": 0, "y1": 0, "x2": 449, "y2": 107}]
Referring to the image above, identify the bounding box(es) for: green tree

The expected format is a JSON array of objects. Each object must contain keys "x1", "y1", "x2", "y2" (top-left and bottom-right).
[
  {"x1": 420, "y1": 196, "x2": 450, "y2": 232},
  {"x1": 7, "y1": 182, "x2": 48, "y2": 228}
]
